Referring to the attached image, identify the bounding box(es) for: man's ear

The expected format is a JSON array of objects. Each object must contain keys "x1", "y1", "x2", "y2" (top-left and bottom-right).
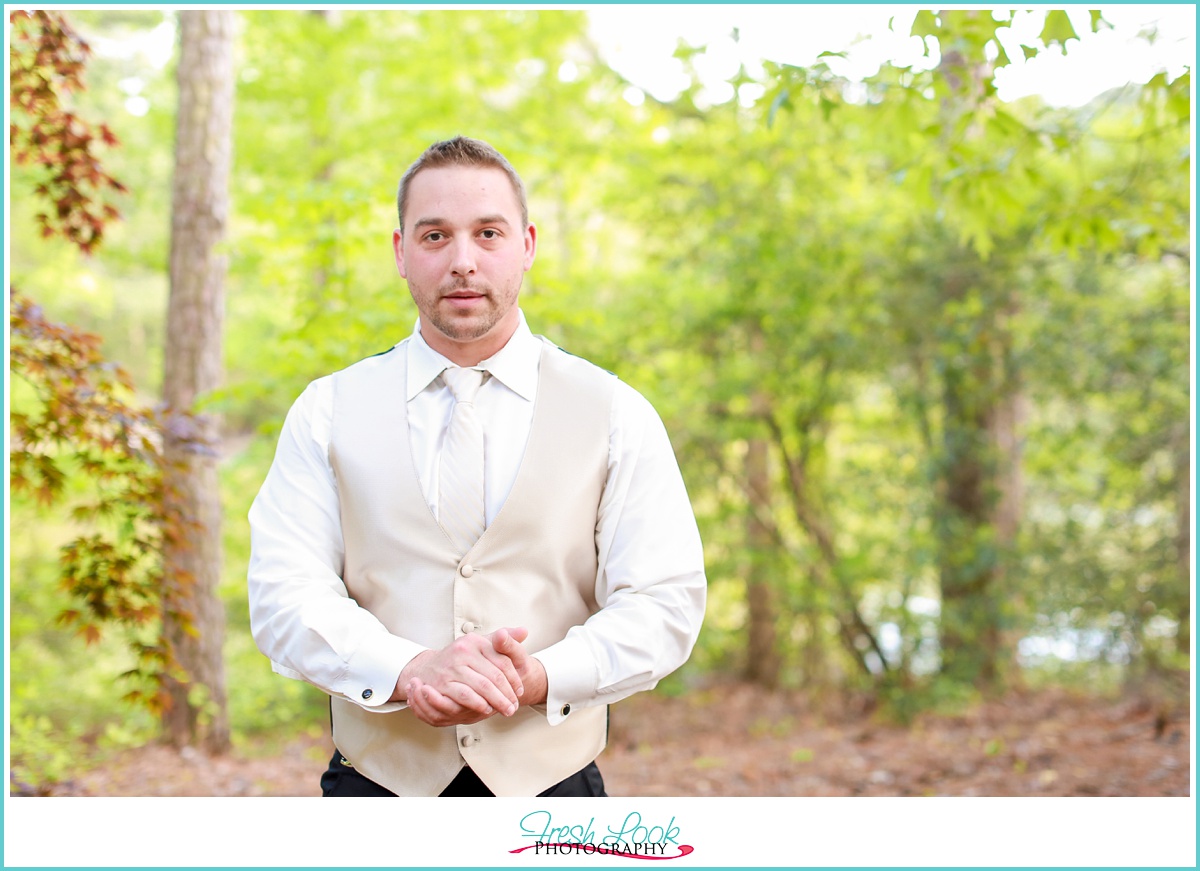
[
  {"x1": 523, "y1": 222, "x2": 537, "y2": 272},
  {"x1": 393, "y1": 228, "x2": 407, "y2": 279}
]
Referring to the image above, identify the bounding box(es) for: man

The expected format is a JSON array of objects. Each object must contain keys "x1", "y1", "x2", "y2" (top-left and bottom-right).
[{"x1": 247, "y1": 136, "x2": 706, "y2": 797}]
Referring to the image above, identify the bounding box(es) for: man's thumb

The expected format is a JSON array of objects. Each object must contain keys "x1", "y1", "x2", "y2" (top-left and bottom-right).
[{"x1": 497, "y1": 626, "x2": 529, "y2": 647}]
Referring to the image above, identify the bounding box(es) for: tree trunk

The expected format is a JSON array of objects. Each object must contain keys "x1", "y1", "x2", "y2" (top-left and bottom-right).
[
  {"x1": 760, "y1": 381, "x2": 888, "y2": 681},
  {"x1": 936, "y1": 368, "x2": 994, "y2": 686},
  {"x1": 935, "y1": 275, "x2": 1022, "y2": 691},
  {"x1": 161, "y1": 9, "x2": 235, "y2": 752},
  {"x1": 744, "y1": 429, "x2": 781, "y2": 688},
  {"x1": 930, "y1": 33, "x2": 1019, "y2": 691},
  {"x1": 1174, "y1": 440, "x2": 1190, "y2": 658},
  {"x1": 988, "y1": 360, "x2": 1025, "y2": 677}
]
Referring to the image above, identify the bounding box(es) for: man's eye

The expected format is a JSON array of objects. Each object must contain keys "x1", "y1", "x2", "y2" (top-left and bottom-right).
[
  {"x1": 424, "y1": 232, "x2": 445, "y2": 242},
  {"x1": 480, "y1": 229, "x2": 499, "y2": 240}
]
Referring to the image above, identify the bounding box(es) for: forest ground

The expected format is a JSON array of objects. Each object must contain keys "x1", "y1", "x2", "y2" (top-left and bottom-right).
[{"x1": 37, "y1": 681, "x2": 1191, "y2": 797}]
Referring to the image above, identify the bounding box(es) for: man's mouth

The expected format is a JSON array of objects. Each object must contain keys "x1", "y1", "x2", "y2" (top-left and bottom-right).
[
  {"x1": 442, "y1": 283, "x2": 486, "y2": 300},
  {"x1": 441, "y1": 288, "x2": 487, "y2": 309}
]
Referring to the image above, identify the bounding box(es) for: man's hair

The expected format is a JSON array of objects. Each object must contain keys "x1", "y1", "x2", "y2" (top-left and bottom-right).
[{"x1": 396, "y1": 136, "x2": 529, "y2": 231}]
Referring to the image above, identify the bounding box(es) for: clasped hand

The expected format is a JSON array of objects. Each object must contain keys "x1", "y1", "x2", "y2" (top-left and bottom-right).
[{"x1": 395, "y1": 626, "x2": 547, "y2": 727}]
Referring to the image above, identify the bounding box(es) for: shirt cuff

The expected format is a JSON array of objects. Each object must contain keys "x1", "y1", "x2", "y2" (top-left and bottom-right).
[
  {"x1": 337, "y1": 632, "x2": 428, "y2": 711},
  {"x1": 533, "y1": 633, "x2": 599, "y2": 726}
]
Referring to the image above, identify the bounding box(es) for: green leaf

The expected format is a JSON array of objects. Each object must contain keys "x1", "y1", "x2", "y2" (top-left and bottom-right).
[
  {"x1": 1167, "y1": 73, "x2": 1190, "y2": 124},
  {"x1": 819, "y1": 94, "x2": 836, "y2": 121},
  {"x1": 911, "y1": 10, "x2": 939, "y2": 40},
  {"x1": 1039, "y1": 10, "x2": 1078, "y2": 52},
  {"x1": 1021, "y1": 44, "x2": 1039, "y2": 61},
  {"x1": 767, "y1": 86, "x2": 791, "y2": 128},
  {"x1": 994, "y1": 41, "x2": 1011, "y2": 69},
  {"x1": 987, "y1": 108, "x2": 1026, "y2": 138},
  {"x1": 1088, "y1": 9, "x2": 1110, "y2": 32}
]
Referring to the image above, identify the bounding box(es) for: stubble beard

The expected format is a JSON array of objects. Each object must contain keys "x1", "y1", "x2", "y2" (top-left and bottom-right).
[
  {"x1": 429, "y1": 306, "x2": 499, "y2": 342},
  {"x1": 424, "y1": 279, "x2": 517, "y2": 343}
]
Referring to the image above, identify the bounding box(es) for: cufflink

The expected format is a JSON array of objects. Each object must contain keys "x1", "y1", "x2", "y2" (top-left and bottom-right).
[
  {"x1": 560, "y1": 703, "x2": 571, "y2": 717},
  {"x1": 362, "y1": 689, "x2": 373, "y2": 700}
]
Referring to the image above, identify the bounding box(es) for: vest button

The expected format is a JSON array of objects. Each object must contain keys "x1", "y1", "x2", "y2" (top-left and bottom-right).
[
  {"x1": 460, "y1": 564, "x2": 474, "y2": 578},
  {"x1": 461, "y1": 621, "x2": 476, "y2": 634},
  {"x1": 460, "y1": 734, "x2": 479, "y2": 748}
]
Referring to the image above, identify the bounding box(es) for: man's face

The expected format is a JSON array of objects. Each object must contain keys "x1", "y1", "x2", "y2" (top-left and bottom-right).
[{"x1": 393, "y1": 165, "x2": 536, "y2": 364}]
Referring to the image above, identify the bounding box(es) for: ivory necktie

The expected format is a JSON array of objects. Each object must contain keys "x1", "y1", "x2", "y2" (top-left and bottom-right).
[{"x1": 439, "y1": 367, "x2": 487, "y2": 553}]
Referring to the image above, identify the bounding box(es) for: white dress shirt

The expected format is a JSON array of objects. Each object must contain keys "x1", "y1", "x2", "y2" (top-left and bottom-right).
[{"x1": 248, "y1": 311, "x2": 707, "y2": 725}]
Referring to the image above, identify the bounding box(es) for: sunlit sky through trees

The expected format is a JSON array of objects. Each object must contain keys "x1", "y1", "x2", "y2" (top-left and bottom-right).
[
  {"x1": 90, "y1": 6, "x2": 1195, "y2": 118},
  {"x1": 590, "y1": 5, "x2": 1195, "y2": 107}
]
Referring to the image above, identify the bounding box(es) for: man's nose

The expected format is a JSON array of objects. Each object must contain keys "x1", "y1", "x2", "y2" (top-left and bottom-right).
[{"x1": 450, "y1": 239, "x2": 476, "y2": 275}]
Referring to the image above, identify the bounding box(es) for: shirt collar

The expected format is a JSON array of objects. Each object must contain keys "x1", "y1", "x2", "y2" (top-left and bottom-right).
[{"x1": 405, "y1": 310, "x2": 540, "y2": 402}]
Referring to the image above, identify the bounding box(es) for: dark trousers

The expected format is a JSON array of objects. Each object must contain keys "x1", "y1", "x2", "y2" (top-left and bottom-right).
[{"x1": 320, "y1": 749, "x2": 607, "y2": 797}]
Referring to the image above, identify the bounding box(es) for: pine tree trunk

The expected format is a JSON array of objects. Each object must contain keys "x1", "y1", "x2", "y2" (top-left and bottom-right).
[
  {"x1": 931, "y1": 34, "x2": 1019, "y2": 691},
  {"x1": 984, "y1": 385, "x2": 1025, "y2": 684},
  {"x1": 161, "y1": 9, "x2": 234, "y2": 753},
  {"x1": 745, "y1": 431, "x2": 781, "y2": 688},
  {"x1": 934, "y1": 264, "x2": 1004, "y2": 689},
  {"x1": 1174, "y1": 442, "x2": 1190, "y2": 658},
  {"x1": 936, "y1": 280, "x2": 1024, "y2": 691},
  {"x1": 936, "y1": 383, "x2": 994, "y2": 686}
]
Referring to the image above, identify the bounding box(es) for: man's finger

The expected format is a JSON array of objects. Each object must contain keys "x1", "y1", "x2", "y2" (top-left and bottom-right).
[
  {"x1": 461, "y1": 632, "x2": 522, "y2": 706},
  {"x1": 406, "y1": 635, "x2": 523, "y2": 715},
  {"x1": 437, "y1": 637, "x2": 520, "y2": 712},
  {"x1": 455, "y1": 663, "x2": 519, "y2": 715},
  {"x1": 491, "y1": 626, "x2": 529, "y2": 658},
  {"x1": 446, "y1": 679, "x2": 503, "y2": 717},
  {"x1": 410, "y1": 679, "x2": 493, "y2": 726},
  {"x1": 405, "y1": 679, "x2": 441, "y2": 725},
  {"x1": 477, "y1": 652, "x2": 525, "y2": 710},
  {"x1": 420, "y1": 677, "x2": 488, "y2": 716},
  {"x1": 492, "y1": 628, "x2": 530, "y2": 691},
  {"x1": 407, "y1": 679, "x2": 447, "y2": 720}
]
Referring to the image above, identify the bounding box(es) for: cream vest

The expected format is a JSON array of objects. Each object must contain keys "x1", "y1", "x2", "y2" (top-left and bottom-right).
[{"x1": 327, "y1": 337, "x2": 613, "y2": 796}]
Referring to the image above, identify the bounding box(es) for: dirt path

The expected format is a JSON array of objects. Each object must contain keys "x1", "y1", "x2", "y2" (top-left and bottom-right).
[{"x1": 36, "y1": 684, "x2": 1190, "y2": 797}]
